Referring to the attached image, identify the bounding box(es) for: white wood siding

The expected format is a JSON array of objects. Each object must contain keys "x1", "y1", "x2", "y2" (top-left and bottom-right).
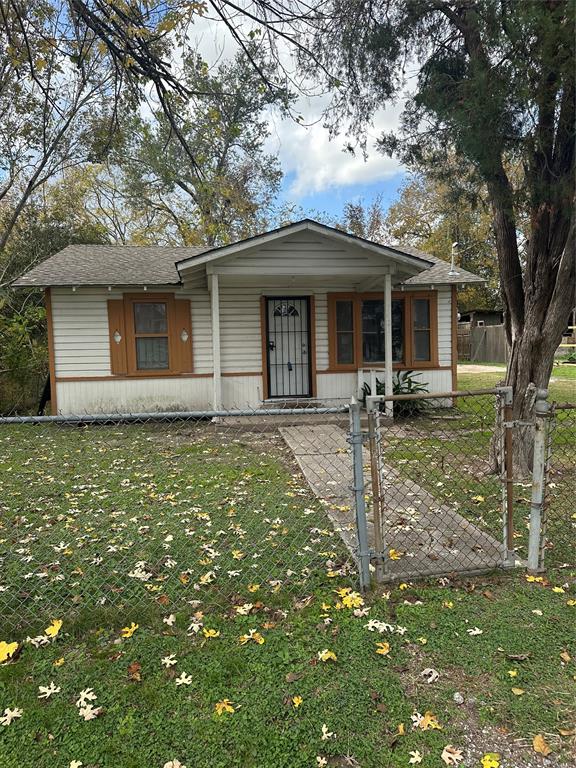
[
  {"x1": 51, "y1": 287, "x2": 212, "y2": 378},
  {"x1": 57, "y1": 377, "x2": 212, "y2": 414},
  {"x1": 211, "y1": 231, "x2": 408, "y2": 277},
  {"x1": 50, "y1": 278, "x2": 453, "y2": 413},
  {"x1": 436, "y1": 287, "x2": 452, "y2": 367},
  {"x1": 219, "y1": 285, "x2": 262, "y2": 374}
]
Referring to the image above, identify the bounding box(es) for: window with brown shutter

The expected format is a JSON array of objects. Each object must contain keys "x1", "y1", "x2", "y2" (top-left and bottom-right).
[{"x1": 107, "y1": 293, "x2": 193, "y2": 376}]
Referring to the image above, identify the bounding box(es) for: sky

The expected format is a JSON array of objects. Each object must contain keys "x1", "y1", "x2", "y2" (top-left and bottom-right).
[
  {"x1": 266, "y1": 98, "x2": 406, "y2": 219},
  {"x1": 189, "y1": 15, "x2": 408, "y2": 222}
]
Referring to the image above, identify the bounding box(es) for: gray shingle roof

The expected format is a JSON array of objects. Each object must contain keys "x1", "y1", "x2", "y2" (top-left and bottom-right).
[
  {"x1": 13, "y1": 230, "x2": 483, "y2": 287},
  {"x1": 12, "y1": 244, "x2": 206, "y2": 287},
  {"x1": 394, "y1": 244, "x2": 484, "y2": 285}
]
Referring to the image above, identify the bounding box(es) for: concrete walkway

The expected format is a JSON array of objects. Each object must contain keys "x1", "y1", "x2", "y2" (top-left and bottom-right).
[{"x1": 280, "y1": 423, "x2": 504, "y2": 580}]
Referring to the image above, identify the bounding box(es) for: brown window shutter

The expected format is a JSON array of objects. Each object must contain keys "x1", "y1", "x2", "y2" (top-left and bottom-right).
[
  {"x1": 174, "y1": 299, "x2": 193, "y2": 373},
  {"x1": 107, "y1": 300, "x2": 127, "y2": 375}
]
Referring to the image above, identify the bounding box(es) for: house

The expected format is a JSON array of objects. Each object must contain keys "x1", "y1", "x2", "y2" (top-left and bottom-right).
[
  {"x1": 13, "y1": 220, "x2": 483, "y2": 415},
  {"x1": 458, "y1": 308, "x2": 504, "y2": 328}
]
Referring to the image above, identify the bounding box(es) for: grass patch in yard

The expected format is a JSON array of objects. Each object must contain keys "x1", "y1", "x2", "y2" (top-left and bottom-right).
[
  {"x1": 1, "y1": 575, "x2": 574, "y2": 768},
  {"x1": 0, "y1": 421, "x2": 575, "y2": 767},
  {"x1": 0, "y1": 422, "x2": 347, "y2": 633}
]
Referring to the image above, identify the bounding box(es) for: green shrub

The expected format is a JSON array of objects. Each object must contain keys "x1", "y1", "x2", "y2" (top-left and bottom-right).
[{"x1": 361, "y1": 370, "x2": 429, "y2": 418}]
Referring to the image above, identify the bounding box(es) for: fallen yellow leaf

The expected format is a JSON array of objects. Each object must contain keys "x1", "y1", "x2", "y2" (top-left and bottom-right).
[
  {"x1": 533, "y1": 734, "x2": 552, "y2": 756},
  {"x1": 214, "y1": 698, "x2": 235, "y2": 715},
  {"x1": 317, "y1": 649, "x2": 337, "y2": 662},
  {"x1": 511, "y1": 687, "x2": 525, "y2": 696},
  {"x1": 0, "y1": 641, "x2": 18, "y2": 664},
  {"x1": 375, "y1": 642, "x2": 390, "y2": 656},
  {"x1": 45, "y1": 619, "x2": 62, "y2": 638},
  {"x1": 120, "y1": 622, "x2": 138, "y2": 638}
]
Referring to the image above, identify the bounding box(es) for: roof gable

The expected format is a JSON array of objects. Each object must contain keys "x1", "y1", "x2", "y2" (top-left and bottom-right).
[{"x1": 175, "y1": 219, "x2": 434, "y2": 274}]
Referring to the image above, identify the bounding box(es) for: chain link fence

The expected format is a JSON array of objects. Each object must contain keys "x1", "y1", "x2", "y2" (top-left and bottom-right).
[
  {"x1": 359, "y1": 389, "x2": 518, "y2": 583},
  {"x1": 0, "y1": 405, "x2": 360, "y2": 635},
  {"x1": 537, "y1": 400, "x2": 576, "y2": 569},
  {"x1": 1, "y1": 388, "x2": 573, "y2": 637}
]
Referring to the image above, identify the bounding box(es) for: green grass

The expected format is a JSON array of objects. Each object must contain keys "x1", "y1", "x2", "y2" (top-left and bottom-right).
[
  {"x1": 457, "y1": 370, "x2": 575, "y2": 401},
  {"x1": 0, "y1": 422, "x2": 575, "y2": 767}
]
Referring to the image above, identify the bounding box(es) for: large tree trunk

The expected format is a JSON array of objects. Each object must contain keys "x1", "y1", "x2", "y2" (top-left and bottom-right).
[{"x1": 499, "y1": 220, "x2": 576, "y2": 476}]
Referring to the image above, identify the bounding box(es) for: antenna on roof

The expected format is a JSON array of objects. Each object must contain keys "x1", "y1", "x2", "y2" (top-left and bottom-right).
[{"x1": 449, "y1": 242, "x2": 460, "y2": 277}]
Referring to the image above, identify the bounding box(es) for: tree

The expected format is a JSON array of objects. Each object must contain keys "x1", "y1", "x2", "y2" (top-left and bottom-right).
[
  {"x1": 107, "y1": 49, "x2": 287, "y2": 246},
  {"x1": 338, "y1": 193, "x2": 389, "y2": 244},
  {"x1": 0, "y1": 171, "x2": 108, "y2": 411},
  {"x1": 300, "y1": 0, "x2": 575, "y2": 470},
  {"x1": 2, "y1": 1, "x2": 321, "y2": 180},
  {"x1": 385, "y1": 174, "x2": 500, "y2": 311},
  {"x1": 0, "y1": 0, "x2": 123, "y2": 254}
]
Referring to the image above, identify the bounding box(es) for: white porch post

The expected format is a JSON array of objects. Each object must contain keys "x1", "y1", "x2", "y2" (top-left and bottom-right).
[
  {"x1": 383, "y1": 273, "x2": 394, "y2": 418},
  {"x1": 209, "y1": 272, "x2": 222, "y2": 410}
]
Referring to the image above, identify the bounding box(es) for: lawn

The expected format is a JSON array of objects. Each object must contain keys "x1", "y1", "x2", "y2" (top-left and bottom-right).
[
  {"x1": 457, "y1": 368, "x2": 576, "y2": 401},
  {"x1": 0, "y1": 420, "x2": 575, "y2": 768}
]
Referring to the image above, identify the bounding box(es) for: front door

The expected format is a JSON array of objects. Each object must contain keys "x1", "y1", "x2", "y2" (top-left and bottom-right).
[{"x1": 266, "y1": 297, "x2": 312, "y2": 398}]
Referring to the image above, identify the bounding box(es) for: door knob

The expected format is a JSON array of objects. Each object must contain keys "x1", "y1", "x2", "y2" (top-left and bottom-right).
[{"x1": 268, "y1": 340, "x2": 275, "y2": 351}]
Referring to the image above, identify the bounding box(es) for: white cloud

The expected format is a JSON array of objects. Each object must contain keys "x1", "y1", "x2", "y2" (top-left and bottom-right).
[{"x1": 266, "y1": 101, "x2": 405, "y2": 198}]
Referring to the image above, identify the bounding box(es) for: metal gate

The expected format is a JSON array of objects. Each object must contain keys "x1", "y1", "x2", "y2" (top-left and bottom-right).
[
  {"x1": 265, "y1": 296, "x2": 312, "y2": 398},
  {"x1": 349, "y1": 387, "x2": 517, "y2": 587}
]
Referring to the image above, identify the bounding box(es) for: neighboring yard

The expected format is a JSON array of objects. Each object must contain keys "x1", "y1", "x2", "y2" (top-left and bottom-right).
[{"x1": 0, "y1": 405, "x2": 575, "y2": 768}]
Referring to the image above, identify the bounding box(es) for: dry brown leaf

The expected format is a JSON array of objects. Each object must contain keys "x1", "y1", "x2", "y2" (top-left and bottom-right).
[
  {"x1": 558, "y1": 727, "x2": 576, "y2": 737},
  {"x1": 156, "y1": 594, "x2": 170, "y2": 606},
  {"x1": 533, "y1": 734, "x2": 552, "y2": 756},
  {"x1": 127, "y1": 661, "x2": 142, "y2": 681},
  {"x1": 560, "y1": 650, "x2": 571, "y2": 663}
]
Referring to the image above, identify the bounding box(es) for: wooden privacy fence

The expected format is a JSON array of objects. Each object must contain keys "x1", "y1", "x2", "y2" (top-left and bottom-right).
[{"x1": 458, "y1": 323, "x2": 509, "y2": 363}]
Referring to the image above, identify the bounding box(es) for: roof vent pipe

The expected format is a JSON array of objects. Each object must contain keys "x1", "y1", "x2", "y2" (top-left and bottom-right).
[{"x1": 449, "y1": 242, "x2": 460, "y2": 277}]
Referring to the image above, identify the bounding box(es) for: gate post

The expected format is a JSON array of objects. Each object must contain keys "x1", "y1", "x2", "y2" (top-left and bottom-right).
[
  {"x1": 367, "y1": 406, "x2": 385, "y2": 583},
  {"x1": 349, "y1": 398, "x2": 371, "y2": 591},
  {"x1": 500, "y1": 386, "x2": 516, "y2": 567},
  {"x1": 527, "y1": 390, "x2": 551, "y2": 574}
]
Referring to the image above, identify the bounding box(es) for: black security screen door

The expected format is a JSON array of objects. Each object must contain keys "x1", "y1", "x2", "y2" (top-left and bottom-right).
[{"x1": 266, "y1": 297, "x2": 312, "y2": 397}]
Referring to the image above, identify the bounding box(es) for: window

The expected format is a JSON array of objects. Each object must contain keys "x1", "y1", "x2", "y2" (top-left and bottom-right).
[
  {"x1": 412, "y1": 298, "x2": 431, "y2": 362},
  {"x1": 335, "y1": 300, "x2": 355, "y2": 364},
  {"x1": 133, "y1": 302, "x2": 169, "y2": 370},
  {"x1": 362, "y1": 299, "x2": 385, "y2": 363},
  {"x1": 107, "y1": 293, "x2": 193, "y2": 376},
  {"x1": 273, "y1": 302, "x2": 300, "y2": 317},
  {"x1": 328, "y1": 292, "x2": 437, "y2": 370}
]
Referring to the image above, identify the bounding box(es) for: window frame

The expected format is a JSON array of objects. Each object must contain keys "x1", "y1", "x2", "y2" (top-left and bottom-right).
[
  {"x1": 123, "y1": 293, "x2": 179, "y2": 377},
  {"x1": 327, "y1": 290, "x2": 438, "y2": 371}
]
